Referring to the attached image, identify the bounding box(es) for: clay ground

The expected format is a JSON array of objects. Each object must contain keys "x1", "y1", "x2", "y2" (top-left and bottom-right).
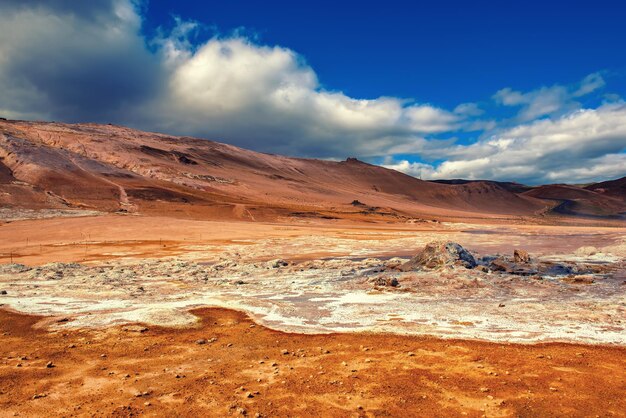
[
  {"x1": 0, "y1": 214, "x2": 625, "y2": 417},
  {"x1": 1, "y1": 308, "x2": 625, "y2": 418}
]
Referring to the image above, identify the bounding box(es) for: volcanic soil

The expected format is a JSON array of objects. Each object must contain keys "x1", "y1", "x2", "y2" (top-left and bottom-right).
[{"x1": 1, "y1": 308, "x2": 625, "y2": 418}]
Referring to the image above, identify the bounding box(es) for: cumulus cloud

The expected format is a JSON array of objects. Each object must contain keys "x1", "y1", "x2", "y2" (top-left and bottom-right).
[
  {"x1": 493, "y1": 73, "x2": 606, "y2": 122},
  {"x1": 0, "y1": 0, "x2": 161, "y2": 122},
  {"x1": 384, "y1": 103, "x2": 626, "y2": 184},
  {"x1": 0, "y1": 0, "x2": 459, "y2": 157},
  {"x1": 0, "y1": 0, "x2": 623, "y2": 184}
]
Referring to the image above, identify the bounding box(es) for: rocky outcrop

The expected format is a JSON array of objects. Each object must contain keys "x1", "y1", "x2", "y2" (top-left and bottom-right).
[
  {"x1": 514, "y1": 249, "x2": 531, "y2": 263},
  {"x1": 401, "y1": 241, "x2": 477, "y2": 270}
]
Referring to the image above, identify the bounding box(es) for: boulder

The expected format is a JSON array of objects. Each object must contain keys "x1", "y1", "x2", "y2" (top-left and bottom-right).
[
  {"x1": 513, "y1": 249, "x2": 531, "y2": 263},
  {"x1": 401, "y1": 241, "x2": 476, "y2": 270}
]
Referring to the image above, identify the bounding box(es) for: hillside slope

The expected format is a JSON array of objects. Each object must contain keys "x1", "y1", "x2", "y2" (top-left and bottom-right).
[{"x1": 1, "y1": 119, "x2": 619, "y2": 222}]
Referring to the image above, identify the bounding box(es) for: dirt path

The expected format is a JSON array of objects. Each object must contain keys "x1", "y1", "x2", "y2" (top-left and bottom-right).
[{"x1": 0, "y1": 308, "x2": 624, "y2": 417}]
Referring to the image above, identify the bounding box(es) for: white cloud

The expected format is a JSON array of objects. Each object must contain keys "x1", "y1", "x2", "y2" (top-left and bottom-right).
[
  {"x1": 0, "y1": 0, "x2": 623, "y2": 185},
  {"x1": 139, "y1": 34, "x2": 460, "y2": 156},
  {"x1": 385, "y1": 103, "x2": 626, "y2": 184},
  {"x1": 493, "y1": 73, "x2": 606, "y2": 122}
]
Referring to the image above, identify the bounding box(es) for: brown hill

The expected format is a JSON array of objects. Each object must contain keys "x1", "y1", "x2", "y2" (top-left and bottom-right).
[
  {"x1": 523, "y1": 184, "x2": 625, "y2": 218},
  {"x1": 0, "y1": 119, "x2": 618, "y2": 222},
  {"x1": 584, "y1": 177, "x2": 626, "y2": 202}
]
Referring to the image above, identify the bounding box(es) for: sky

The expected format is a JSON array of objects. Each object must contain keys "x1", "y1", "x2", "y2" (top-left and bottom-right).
[{"x1": 0, "y1": 0, "x2": 625, "y2": 184}]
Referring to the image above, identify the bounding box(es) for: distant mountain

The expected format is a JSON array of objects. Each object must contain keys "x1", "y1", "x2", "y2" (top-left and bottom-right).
[
  {"x1": 523, "y1": 183, "x2": 625, "y2": 218},
  {"x1": 584, "y1": 176, "x2": 626, "y2": 202},
  {"x1": 430, "y1": 179, "x2": 533, "y2": 194},
  {"x1": 0, "y1": 119, "x2": 623, "y2": 222}
]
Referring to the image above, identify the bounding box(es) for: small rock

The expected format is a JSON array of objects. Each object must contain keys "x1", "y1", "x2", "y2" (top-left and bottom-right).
[
  {"x1": 122, "y1": 325, "x2": 148, "y2": 333},
  {"x1": 269, "y1": 259, "x2": 289, "y2": 269},
  {"x1": 281, "y1": 349, "x2": 289, "y2": 355},
  {"x1": 0, "y1": 290, "x2": 7, "y2": 295},
  {"x1": 196, "y1": 339, "x2": 207, "y2": 345},
  {"x1": 513, "y1": 249, "x2": 531, "y2": 263},
  {"x1": 32, "y1": 393, "x2": 47, "y2": 399},
  {"x1": 46, "y1": 361, "x2": 55, "y2": 368},
  {"x1": 479, "y1": 387, "x2": 490, "y2": 393}
]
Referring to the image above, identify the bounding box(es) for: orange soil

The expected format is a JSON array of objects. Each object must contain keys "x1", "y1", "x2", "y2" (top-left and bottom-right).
[
  {"x1": 0, "y1": 308, "x2": 624, "y2": 417},
  {"x1": 1, "y1": 214, "x2": 624, "y2": 266}
]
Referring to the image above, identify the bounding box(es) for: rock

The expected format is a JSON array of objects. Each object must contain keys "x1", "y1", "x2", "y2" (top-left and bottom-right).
[
  {"x1": 561, "y1": 275, "x2": 595, "y2": 284},
  {"x1": 196, "y1": 339, "x2": 207, "y2": 345},
  {"x1": 513, "y1": 249, "x2": 531, "y2": 263},
  {"x1": 46, "y1": 361, "x2": 55, "y2": 368},
  {"x1": 268, "y1": 259, "x2": 289, "y2": 269},
  {"x1": 489, "y1": 257, "x2": 510, "y2": 272},
  {"x1": 489, "y1": 257, "x2": 537, "y2": 275},
  {"x1": 575, "y1": 246, "x2": 598, "y2": 257},
  {"x1": 122, "y1": 325, "x2": 148, "y2": 333},
  {"x1": 401, "y1": 241, "x2": 477, "y2": 270},
  {"x1": 32, "y1": 393, "x2": 47, "y2": 399},
  {"x1": 372, "y1": 276, "x2": 399, "y2": 287},
  {"x1": 0, "y1": 290, "x2": 7, "y2": 295}
]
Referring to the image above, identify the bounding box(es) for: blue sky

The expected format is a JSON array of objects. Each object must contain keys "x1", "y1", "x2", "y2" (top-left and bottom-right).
[
  {"x1": 144, "y1": 0, "x2": 626, "y2": 109},
  {"x1": 0, "y1": 0, "x2": 625, "y2": 184}
]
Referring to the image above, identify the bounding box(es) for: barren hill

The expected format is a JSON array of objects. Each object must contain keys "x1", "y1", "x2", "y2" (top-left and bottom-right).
[
  {"x1": 0, "y1": 119, "x2": 623, "y2": 222},
  {"x1": 523, "y1": 183, "x2": 625, "y2": 218}
]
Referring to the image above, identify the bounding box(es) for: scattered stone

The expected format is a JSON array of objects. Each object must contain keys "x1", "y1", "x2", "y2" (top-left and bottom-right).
[
  {"x1": 32, "y1": 393, "x2": 47, "y2": 399},
  {"x1": 281, "y1": 349, "x2": 289, "y2": 355},
  {"x1": 196, "y1": 339, "x2": 207, "y2": 345},
  {"x1": 372, "y1": 276, "x2": 400, "y2": 287}
]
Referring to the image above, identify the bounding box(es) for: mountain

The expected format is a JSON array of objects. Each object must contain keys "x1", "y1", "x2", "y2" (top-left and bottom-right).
[
  {"x1": 523, "y1": 183, "x2": 625, "y2": 218},
  {"x1": 584, "y1": 177, "x2": 626, "y2": 202},
  {"x1": 0, "y1": 119, "x2": 623, "y2": 222}
]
